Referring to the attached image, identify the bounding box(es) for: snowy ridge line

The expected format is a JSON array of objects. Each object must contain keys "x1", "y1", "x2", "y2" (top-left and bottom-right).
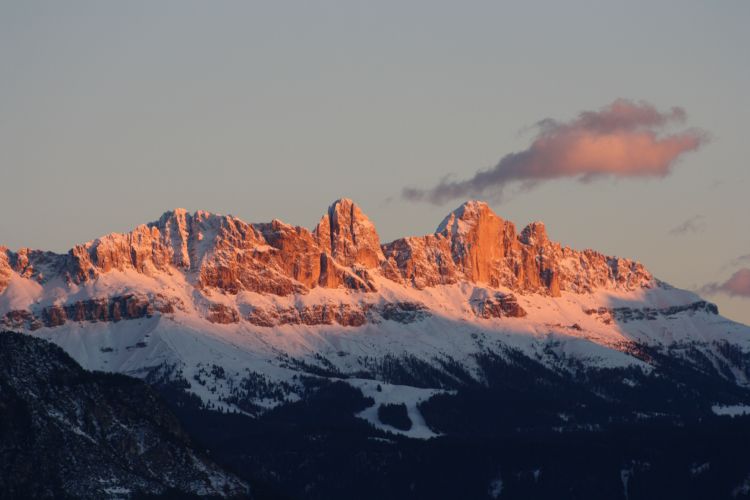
[{"x1": 1, "y1": 199, "x2": 748, "y2": 439}]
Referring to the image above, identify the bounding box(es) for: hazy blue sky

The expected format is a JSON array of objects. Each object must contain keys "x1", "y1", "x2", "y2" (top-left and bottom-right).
[{"x1": 1, "y1": 1, "x2": 749, "y2": 323}]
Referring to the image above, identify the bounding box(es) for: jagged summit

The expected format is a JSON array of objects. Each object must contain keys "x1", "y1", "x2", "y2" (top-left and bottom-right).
[
  {"x1": 0, "y1": 198, "x2": 652, "y2": 301},
  {"x1": 520, "y1": 221, "x2": 548, "y2": 246},
  {"x1": 159, "y1": 207, "x2": 190, "y2": 220},
  {"x1": 156, "y1": 207, "x2": 229, "y2": 222},
  {"x1": 435, "y1": 200, "x2": 492, "y2": 235},
  {"x1": 314, "y1": 198, "x2": 384, "y2": 268}
]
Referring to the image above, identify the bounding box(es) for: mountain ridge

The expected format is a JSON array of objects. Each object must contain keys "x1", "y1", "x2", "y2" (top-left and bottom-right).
[
  {"x1": 1, "y1": 197, "x2": 748, "y2": 446},
  {"x1": 0, "y1": 198, "x2": 652, "y2": 301}
]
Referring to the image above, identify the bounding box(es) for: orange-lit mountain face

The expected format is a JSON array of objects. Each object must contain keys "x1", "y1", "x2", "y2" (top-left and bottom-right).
[
  {"x1": 0, "y1": 198, "x2": 746, "y2": 441},
  {"x1": 0, "y1": 198, "x2": 650, "y2": 303},
  {"x1": 0, "y1": 199, "x2": 658, "y2": 336}
]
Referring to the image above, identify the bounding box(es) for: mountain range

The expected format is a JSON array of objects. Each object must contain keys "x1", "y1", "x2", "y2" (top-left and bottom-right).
[{"x1": 2, "y1": 199, "x2": 750, "y2": 499}]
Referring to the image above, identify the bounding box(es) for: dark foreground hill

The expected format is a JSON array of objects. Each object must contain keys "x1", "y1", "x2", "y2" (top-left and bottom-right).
[{"x1": 0, "y1": 331, "x2": 248, "y2": 500}]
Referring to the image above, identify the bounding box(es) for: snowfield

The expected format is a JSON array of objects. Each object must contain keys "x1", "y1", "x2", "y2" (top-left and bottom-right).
[{"x1": 10, "y1": 272, "x2": 748, "y2": 439}]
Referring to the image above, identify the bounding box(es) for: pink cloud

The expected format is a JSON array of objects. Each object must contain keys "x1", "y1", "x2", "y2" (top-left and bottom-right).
[
  {"x1": 702, "y1": 268, "x2": 750, "y2": 298},
  {"x1": 403, "y1": 99, "x2": 708, "y2": 204}
]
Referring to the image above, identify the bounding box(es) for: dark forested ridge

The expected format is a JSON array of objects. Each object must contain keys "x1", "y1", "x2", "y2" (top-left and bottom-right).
[
  {"x1": 5, "y1": 329, "x2": 750, "y2": 499},
  {"x1": 159, "y1": 348, "x2": 750, "y2": 500},
  {"x1": 0, "y1": 331, "x2": 248, "y2": 500}
]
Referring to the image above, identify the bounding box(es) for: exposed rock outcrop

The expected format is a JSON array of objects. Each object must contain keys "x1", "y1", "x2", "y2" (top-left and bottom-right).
[
  {"x1": 207, "y1": 303, "x2": 240, "y2": 324},
  {"x1": 0, "y1": 199, "x2": 655, "y2": 327},
  {"x1": 470, "y1": 291, "x2": 527, "y2": 319},
  {"x1": 1, "y1": 294, "x2": 181, "y2": 330},
  {"x1": 314, "y1": 198, "x2": 385, "y2": 269},
  {"x1": 246, "y1": 301, "x2": 430, "y2": 328},
  {"x1": 584, "y1": 301, "x2": 719, "y2": 324},
  {"x1": 383, "y1": 201, "x2": 651, "y2": 296},
  {"x1": 0, "y1": 248, "x2": 10, "y2": 293}
]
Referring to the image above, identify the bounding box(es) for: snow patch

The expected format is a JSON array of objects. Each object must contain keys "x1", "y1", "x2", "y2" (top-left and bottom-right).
[
  {"x1": 488, "y1": 473, "x2": 503, "y2": 499},
  {"x1": 712, "y1": 404, "x2": 750, "y2": 417},
  {"x1": 348, "y1": 378, "x2": 450, "y2": 439}
]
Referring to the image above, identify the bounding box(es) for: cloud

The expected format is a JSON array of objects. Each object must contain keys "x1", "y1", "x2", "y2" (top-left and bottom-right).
[
  {"x1": 403, "y1": 99, "x2": 708, "y2": 204},
  {"x1": 701, "y1": 268, "x2": 750, "y2": 298},
  {"x1": 669, "y1": 215, "x2": 705, "y2": 235}
]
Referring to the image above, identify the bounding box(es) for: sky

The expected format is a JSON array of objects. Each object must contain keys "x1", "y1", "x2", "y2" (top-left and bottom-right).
[{"x1": 1, "y1": 1, "x2": 748, "y2": 323}]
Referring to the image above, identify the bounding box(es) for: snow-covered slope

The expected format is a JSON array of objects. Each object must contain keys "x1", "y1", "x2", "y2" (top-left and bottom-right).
[{"x1": 1, "y1": 199, "x2": 748, "y2": 437}]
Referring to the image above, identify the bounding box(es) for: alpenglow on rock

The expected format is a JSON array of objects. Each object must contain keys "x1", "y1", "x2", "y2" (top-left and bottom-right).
[
  {"x1": 0, "y1": 199, "x2": 650, "y2": 304},
  {"x1": 5, "y1": 197, "x2": 743, "y2": 438}
]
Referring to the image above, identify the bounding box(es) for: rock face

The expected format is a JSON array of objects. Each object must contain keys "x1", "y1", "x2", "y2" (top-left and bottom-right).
[
  {"x1": 0, "y1": 248, "x2": 11, "y2": 293},
  {"x1": 2, "y1": 294, "x2": 179, "y2": 330},
  {"x1": 382, "y1": 201, "x2": 650, "y2": 296},
  {"x1": 314, "y1": 198, "x2": 385, "y2": 269},
  {"x1": 585, "y1": 301, "x2": 719, "y2": 324},
  {"x1": 0, "y1": 199, "x2": 652, "y2": 327},
  {"x1": 245, "y1": 301, "x2": 430, "y2": 328},
  {"x1": 0, "y1": 331, "x2": 248, "y2": 499},
  {"x1": 1, "y1": 246, "x2": 68, "y2": 286},
  {"x1": 470, "y1": 291, "x2": 527, "y2": 319},
  {"x1": 207, "y1": 303, "x2": 240, "y2": 324}
]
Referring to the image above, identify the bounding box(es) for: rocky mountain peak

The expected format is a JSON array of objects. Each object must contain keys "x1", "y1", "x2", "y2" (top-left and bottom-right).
[
  {"x1": 0, "y1": 247, "x2": 10, "y2": 293},
  {"x1": 435, "y1": 200, "x2": 494, "y2": 236},
  {"x1": 159, "y1": 206, "x2": 189, "y2": 220},
  {"x1": 153, "y1": 208, "x2": 194, "y2": 269},
  {"x1": 0, "y1": 198, "x2": 655, "y2": 307},
  {"x1": 432, "y1": 201, "x2": 517, "y2": 284},
  {"x1": 314, "y1": 198, "x2": 384, "y2": 268},
  {"x1": 520, "y1": 221, "x2": 549, "y2": 246}
]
